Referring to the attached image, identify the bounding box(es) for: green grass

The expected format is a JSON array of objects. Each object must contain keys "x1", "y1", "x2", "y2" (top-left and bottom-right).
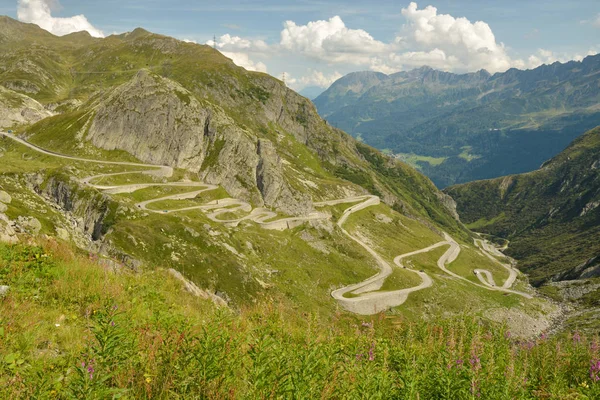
[
  {"x1": 448, "y1": 246, "x2": 510, "y2": 284},
  {"x1": 396, "y1": 153, "x2": 448, "y2": 168},
  {"x1": 378, "y1": 267, "x2": 423, "y2": 291},
  {"x1": 1, "y1": 241, "x2": 598, "y2": 399},
  {"x1": 343, "y1": 203, "x2": 444, "y2": 262},
  {"x1": 113, "y1": 185, "x2": 209, "y2": 204},
  {"x1": 145, "y1": 187, "x2": 230, "y2": 211},
  {"x1": 466, "y1": 212, "x2": 507, "y2": 230},
  {"x1": 458, "y1": 146, "x2": 482, "y2": 162}
]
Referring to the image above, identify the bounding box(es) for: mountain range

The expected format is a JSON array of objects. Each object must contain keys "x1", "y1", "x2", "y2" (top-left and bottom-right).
[
  {"x1": 1, "y1": 14, "x2": 599, "y2": 398},
  {"x1": 0, "y1": 15, "x2": 545, "y2": 326},
  {"x1": 314, "y1": 56, "x2": 600, "y2": 188}
]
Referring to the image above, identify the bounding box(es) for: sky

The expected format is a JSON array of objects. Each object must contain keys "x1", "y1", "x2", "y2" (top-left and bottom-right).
[{"x1": 4, "y1": 0, "x2": 600, "y2": 94}]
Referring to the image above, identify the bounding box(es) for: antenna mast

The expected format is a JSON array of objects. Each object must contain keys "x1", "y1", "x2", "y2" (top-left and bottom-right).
[
  {"x1": 213, "y1": 35, "x2": 217, "y2": 50},
  {"x1": 282, "y1": 72, "x2": 286, "y2": 86}
]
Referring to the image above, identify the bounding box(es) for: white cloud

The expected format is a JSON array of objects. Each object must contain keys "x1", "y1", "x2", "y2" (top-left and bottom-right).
[
  {"x1": 17, "y1": 0, "x2": 104, "y2": 38},
  {"x1": 525, "y1": 48, "x2": 599, "y2": 69},
  {"x1": 286, "y1": 69, "x2": 343, "y2": 90},
  {"x1": 580, "y1": 13, "x2": 600, "y2": 28},
  {"x1": 220, "y1": 51, "x2": 268, "y2": 73},
  {"x1": 181, "y1": 38, "x2": 197, "y2": 44},
  {"x1": 209, "y1": 34, "x2": 269, "y2": 53},
  {"x1": 203, "y1": 3, "x2": 598, "y2": 89},
  {"x1": 391, "y1": 2, "x2": 512, "y2": 73},
  {"x1": 205, "y1": 34, "x2": 269, "y2": 73},
  {"x1": 280, "y1": 16, "x2": 387, "y2": 64}
]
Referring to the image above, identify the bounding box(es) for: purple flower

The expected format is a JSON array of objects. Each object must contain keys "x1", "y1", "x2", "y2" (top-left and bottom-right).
[
  {"x1": 368, "y1": 343, "x2": 375, "y2": 361},
  {"x1": 505, "y1": 331, "x2": 512, "y2": 339},
  {"x1": 456, "y1": 359, "x2": 464, "y2": 366},
  {"x1": 356, "y1": 353, "x2": 363, "y2": 361},
  {"x1": 469, "y1": 355, "x2": 481, "y2": 371},
  {"x1": 110, "y1": 321, "x2": 115, "y2": 327},
  {"x1": 523, "y1": 341, "x2": 535, "y2": 351},
  {"x1": 87, "y1": 364, "x2": 95, "y2": 380},
  {"x1": 590, "y1": 359, "x2": 600, "y2": 382}
]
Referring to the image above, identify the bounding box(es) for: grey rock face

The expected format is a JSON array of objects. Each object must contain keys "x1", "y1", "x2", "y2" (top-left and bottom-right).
[
  {"x1": 256, "y1": 139, "x2": 312, "y2": 215},
  {"x1": 85, "y1": 70, "x2": 315, "y2": 215},
  {"x1": 88, "y1": 70, "x2": 206, "y2": 171},
  {"x1": 0, "y1": 86, "x2": 52, "y2": 129},
  {"x1": 0, "y1": 285, "x2": 9, "y2": 297},
  {"x1": 17, "y1": 216, "x2": 41, "y2": 235},
  {"x1": 0, "y1": 191, "x2": 10, "y2": 204},
  {"x1": 436, "y1": 192, "x2": 460, "y2": 221},
  {"x1": 35, "y1": 175, "x2": 114, "y2": 241},
  {"x1": 0, "y1": 214, "x2": 18, "y2": 244}
]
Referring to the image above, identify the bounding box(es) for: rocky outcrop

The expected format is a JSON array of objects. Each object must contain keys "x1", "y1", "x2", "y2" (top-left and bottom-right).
[
  {"x1": 32, "y1": 174, "x2": 116, "y2": 241},
  {"x1": 0, "y1": 85, "x2": 52, "y2": 128},
  {"x1": 88, "y1": 70, "x2": 207, "y2": 171},
  {"x1": 168, "y1": 268, "x2": 227, "y2": 307},
  {"x1": 256, "y1": 139, "x2": 312, "y2": 215},
  {"x1": 85, "y1": 70, "x2": 315, "y2": 215},
  {"x1": 435, "y1": 192, "x2": 460, "y2": 221},
  {"x1": 555, "y1": 256, "x2": 600, "y2": 281}
]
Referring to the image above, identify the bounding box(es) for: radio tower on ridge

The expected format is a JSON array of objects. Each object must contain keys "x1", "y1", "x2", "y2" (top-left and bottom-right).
[{"x1": 213, "y1": 35, "x2": 217, "y2": 50}]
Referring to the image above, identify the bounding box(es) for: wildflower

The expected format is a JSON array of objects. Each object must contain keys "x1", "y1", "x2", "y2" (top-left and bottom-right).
[
  {"x1": 505, "y1": 331, "x2": 511, "y2": 339},
  {"x1": 456, "y1": 359, "x2": 464, "y2": 367},
  {"x1": 523, "y1": 341, "x2": 535, "y2": 351},
  {"x1": 368, "y1": 343, "x2": 375, "y2": 361},
  {"x1": 110, "y1": 321, "x2": 115, "y2": 327},
  {"x1": 581, "y1": 381, "x2": 590, "y2": 388},
  {"x1": 589, "y1": 359, "x2": 600, "y2": 382},
  {"x1": 573, "y1": 331, "x2": 582, "y2": 344},
  {"x1": 146, "y1": 377, "x2": 152, "y2": 383},
  {"x1": 540, "y1": 333, "x2": 547, "y2": 341},
  {"x1": 469, "y1": 355, "x2": 481, "y2": 371},
  {"x1": 361, "y1": 321, "x2": 373, "y2": 329},
  {"x1": 356, "y1": 353, "x2": 363, "y2": 361},
  {"x1": 87, "y1": 364, "x2": 95, "y2": 380}
]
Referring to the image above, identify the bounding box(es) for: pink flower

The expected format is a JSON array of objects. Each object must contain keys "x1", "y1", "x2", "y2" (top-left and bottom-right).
[{"x1": 589, "y1": 359, "x2": 600, "y2": 382}]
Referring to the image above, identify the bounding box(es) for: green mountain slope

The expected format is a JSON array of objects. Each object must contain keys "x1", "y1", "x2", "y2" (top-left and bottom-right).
[
  {"x1": 0, "y1": 17, "x2": 553, "y2": 329},
  {"x1": 314, "y1": 57, "x2": 600, "y2": 188},
  {"x1": 445, "y1": 127, "x2": 600, "y2": 285},
  {"x1": 0, "y1": 240, "x2": 594, "y2": 398}
]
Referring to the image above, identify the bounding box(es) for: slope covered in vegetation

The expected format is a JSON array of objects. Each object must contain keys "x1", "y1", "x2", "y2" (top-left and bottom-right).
[
  {"x1": 446, "y1": 127, "x2": 600, "y2": 284},
  {"x1": 0, "y1": 240, "x2": 598, "y2": 399}
]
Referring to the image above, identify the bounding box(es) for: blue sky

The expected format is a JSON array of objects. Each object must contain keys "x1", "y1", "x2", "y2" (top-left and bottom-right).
[{"x1": 6, "y1": 0, "x2": 600, "y2": 93}]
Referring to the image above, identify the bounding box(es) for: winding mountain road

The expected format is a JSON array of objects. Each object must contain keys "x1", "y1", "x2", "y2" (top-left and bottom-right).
[{"x1": 0, "y1": 131, "x2": 533, "y2": 314}]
